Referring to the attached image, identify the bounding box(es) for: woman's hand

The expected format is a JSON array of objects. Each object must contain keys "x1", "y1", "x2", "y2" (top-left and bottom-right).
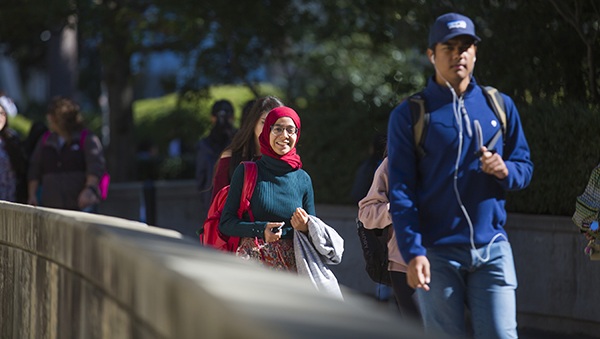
[
  {"x1": 264, "y1": 222, "x2": 284, "y2": 243},
  {"x1": 27, "y1": 195, "x2": 38, "y2": 207},
  {"x1": 78, "y1": 187, "x2": 99, "y2": 210},
  {"x1": 291, "y1": 207, "x2": 309, "y2": 233}
]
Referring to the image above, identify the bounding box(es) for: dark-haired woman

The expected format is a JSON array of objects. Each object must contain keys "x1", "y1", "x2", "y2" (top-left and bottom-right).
[
  {"x1": 210, "y1": 95, "x2": 283, "y2": 199},
  {"x1": 27, "y1": 97, "x2": 105, "y2": 211},
  {"x1": 0, "y1": 103, "x2": 27, "y2": 202},
  {"x1": 219, "y1": 106, "x2": 313, "y2": 271},
  {"x1": 220, "y1": 107, "x2": 344, "y2": 298}
]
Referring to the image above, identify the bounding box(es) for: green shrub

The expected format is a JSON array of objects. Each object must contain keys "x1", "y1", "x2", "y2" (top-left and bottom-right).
[
  {"x1": 505, "y1": 100, "x2": 600, "y2": 216},
  {"x1": 7, "y1": 114, "x2": 32, "y2": 137},
  {"x1": 299, "y1": 94, "x2": 599, "y2": 217},
  {"x1": 132, "y1": 83, "x2": 285, "y2": 180},
  {"x1": 299, "y1": 85, "x2": 393, "y2": 204},
  {"x1": 133, "y1": 83, "x2": 284, "y2": 156}
]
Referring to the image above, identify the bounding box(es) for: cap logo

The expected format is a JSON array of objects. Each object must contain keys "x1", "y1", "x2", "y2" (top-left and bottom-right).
[{"x1": 447, "y1": 20, "x2": 467, "y2": 30}]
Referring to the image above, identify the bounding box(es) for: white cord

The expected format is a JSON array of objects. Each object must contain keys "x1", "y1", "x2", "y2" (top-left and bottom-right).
[{"x1": 435, "y1": 67, "x2": 507, "y2": 263}]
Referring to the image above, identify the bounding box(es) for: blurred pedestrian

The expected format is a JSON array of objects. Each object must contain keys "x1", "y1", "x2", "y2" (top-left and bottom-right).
[
  {"x1": 359, "y1": 157, "x2": 420, "y2": 321},
  {"x1": 195, "y1": 100, "x2": 237, "y2": 228},
  {"x1": 23, "y1": 121, "x2": 49, "y2": 161},
  {"x1": 350, "y1": 132, "x2": 387, "y2": 204},
  {"x1": 573, "y1": 160, "x2": 600, "y2": 242},
  {"x1": 0, "y1": 99, "x2": 27, "y2": 202},
  {"x1": 27, "y1": 97, "x2": 106, "y2": 212}
]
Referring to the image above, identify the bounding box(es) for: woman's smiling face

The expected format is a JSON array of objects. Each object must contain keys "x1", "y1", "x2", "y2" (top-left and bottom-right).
[{"x1": 269, "y1": 116, "x2": 298, "y2": 156}]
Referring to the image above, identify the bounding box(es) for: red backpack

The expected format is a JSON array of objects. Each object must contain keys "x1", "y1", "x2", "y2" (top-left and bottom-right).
[
  {"x1": 41, "y1": 129, "x2": 111, "y2": 200},
  {"x1": 199, "y1": 161, "x2": 258, "y2": 252}
]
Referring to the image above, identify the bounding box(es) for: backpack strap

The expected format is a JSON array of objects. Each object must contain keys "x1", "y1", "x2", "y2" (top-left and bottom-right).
[
  {"x1": 481, "y1": 86, "x2": 507, "y2": 147},
  {"x1": 41, "y1": 131, "x2": 51, "y2": 147},
  {"x1": 408, "y1": 92, "x2": 430, "y2": 161},
  {"x1": 80, "y1": 129, "x2": 89, "y2": 149},
  {"x1": 409, "y1": 87, "x2": 507, "y2": 160},
  {"x1": 42, "y1": 129, "x2": 90, "y2": 149},
  {"x1": 238, "y1": 161, "x2": 258, "y2": 222}
]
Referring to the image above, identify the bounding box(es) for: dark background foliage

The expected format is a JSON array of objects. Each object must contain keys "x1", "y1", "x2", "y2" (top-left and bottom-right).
[
  {"x1": 506, "y1": 100, "x2": 600, "y2": 215},
  {"x1": 1, "y1": 0, "x2": 599, "y2": 215}
]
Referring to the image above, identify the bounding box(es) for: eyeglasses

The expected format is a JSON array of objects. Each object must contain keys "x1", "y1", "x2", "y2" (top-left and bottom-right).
[{"x1": 270, "y1": 125, "x2": 299, "y2": 136}]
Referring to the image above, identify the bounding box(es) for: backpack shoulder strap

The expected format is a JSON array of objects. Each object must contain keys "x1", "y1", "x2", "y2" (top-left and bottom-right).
[
  {"x1": 408, "y1": 92, "x2": 429, "y2": 161},
  {"x1": 481, "y1": 86, "x2": 507, "y2": 143},
  {"x1": 238, "y1": 161, "x2": 258, "y2": 222},
  {"x1": 80, "y1": 129, "x2": 89, "y2": 149},
  {"x1": 242, "y1": 161, "x2": 258, "y2": 198},
  {"x1": 41, "y1": 131, "x2": 51, "y2": 147}
]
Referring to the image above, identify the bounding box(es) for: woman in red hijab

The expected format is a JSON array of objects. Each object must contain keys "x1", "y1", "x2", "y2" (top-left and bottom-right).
[{"x1": 219, "y1": 106, "x2": 315, "y2": 271}]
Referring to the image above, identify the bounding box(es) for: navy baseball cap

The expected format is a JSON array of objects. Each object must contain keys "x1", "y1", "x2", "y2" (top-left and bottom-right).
[{"x1": 428, "y1": 13, "x2": 481, "y2": 48}]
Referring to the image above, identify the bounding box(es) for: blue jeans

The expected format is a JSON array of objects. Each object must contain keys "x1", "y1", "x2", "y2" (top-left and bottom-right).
[{"x1": 417, "y1": 242, "x2": 518, "y2": 339}]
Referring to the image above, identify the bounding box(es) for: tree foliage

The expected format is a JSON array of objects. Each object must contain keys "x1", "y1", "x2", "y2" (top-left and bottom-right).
[{"x1": 0, "y1": 0, "x2": 599, "y2": 199}]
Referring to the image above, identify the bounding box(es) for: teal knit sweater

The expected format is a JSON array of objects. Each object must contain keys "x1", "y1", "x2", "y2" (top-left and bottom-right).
[{"x1": 219, "y1": 155, "x2": 316, "y2": 239}]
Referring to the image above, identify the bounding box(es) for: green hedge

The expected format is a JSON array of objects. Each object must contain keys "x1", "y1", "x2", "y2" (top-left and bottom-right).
[
  {"x1": 299, "y1": 87, "x2": 392, "y2": 205},
  {"x1": 505, "y1": 100, "x2": 600, "y2": 216},
  {"x1": 132, "y1": 84, "x2": 284, "y2": 180},
  {"x1": 299, "y1": 95, "x2": 599, "y2": 217},
  {"x1": 12, "y1": 85, "x2": 597, "y2": 217}
]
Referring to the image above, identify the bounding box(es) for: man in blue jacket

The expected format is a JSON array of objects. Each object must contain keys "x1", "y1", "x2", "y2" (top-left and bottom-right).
[{"x1": 387, "y1": 13, "x2": 533, "y2": 338}]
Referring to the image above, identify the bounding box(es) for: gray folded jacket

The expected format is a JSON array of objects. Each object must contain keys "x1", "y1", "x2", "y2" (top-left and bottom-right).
[{"x1": 293, "y1": 215, "x2": 344, "y2": 299}]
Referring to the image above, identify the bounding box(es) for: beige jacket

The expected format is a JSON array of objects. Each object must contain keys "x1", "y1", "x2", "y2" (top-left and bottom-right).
[{"x1": 358, "y1": 157, "x2": 407, "y2": 273}]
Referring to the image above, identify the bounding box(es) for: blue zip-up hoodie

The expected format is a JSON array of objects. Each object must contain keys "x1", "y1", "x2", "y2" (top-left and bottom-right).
[{"x1": 387, "y1": 76, "x2": 533, "y2": 264}]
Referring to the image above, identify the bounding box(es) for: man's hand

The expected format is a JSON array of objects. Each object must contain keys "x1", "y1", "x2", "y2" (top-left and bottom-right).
[
  {"x1": 480, "y1": 146, "x2": 508, "y2": 179},
  {"x1": 407, "y1": 255, "x2": 431, "y2": 291}
]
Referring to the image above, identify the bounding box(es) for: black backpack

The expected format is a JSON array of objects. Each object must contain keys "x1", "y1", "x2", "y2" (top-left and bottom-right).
[{"x1": 356, "y1": 218, "x2": 392, "y2": 286}]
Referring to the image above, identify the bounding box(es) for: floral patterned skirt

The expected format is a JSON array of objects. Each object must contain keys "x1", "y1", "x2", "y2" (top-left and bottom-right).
[{"x1": 236, "y1": 237, "x2": 297, "y2": 273}]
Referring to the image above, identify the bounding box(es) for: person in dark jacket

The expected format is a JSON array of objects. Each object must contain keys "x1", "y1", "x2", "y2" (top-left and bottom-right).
[
  {"x1": 350, "y1": 132, "x2": 386, "y2": 204},
  {"x1": 195, "y1": 100, "x2": 237, "y2": 230},
  {"x1": 27, "y1": 97, "x2": 105, "y2": 212}
]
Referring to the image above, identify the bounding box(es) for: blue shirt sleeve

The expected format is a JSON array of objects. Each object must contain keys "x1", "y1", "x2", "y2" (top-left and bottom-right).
[{"x1": 495, "y1": 94, "x2": 534, "y2": 191}]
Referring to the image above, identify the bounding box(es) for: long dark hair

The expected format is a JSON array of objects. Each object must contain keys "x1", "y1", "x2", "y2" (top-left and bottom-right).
[
  {"x1": 224, "y1": 95, "x2": 283, "y2": 179},
  {"x1": 206, "y1": 100, "x2": 236, "y2": 152}
]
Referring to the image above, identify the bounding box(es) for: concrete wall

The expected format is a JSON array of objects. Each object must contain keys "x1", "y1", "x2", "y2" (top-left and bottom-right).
[
  {"x1": 0, "y1": 201, "x2": 431, "y2": 339},
  {"x1": 506, "y1": 214, "x2": 600, "y2": 336},
  {"x1": 98, "y1": 180, "x2": 600, "y2": 337}
]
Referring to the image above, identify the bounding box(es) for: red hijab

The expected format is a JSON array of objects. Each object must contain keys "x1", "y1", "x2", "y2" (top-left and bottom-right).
[{"x1": 259, "y1": 106, "x2": 302, "y2": 169}]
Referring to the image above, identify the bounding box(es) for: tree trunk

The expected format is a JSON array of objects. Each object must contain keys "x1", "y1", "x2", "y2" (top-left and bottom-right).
[
  {"x1": 102, "y1": 50, "x2": 136, "y2": 182},
  {"x1": 47, "y1": 16, "x2": 78, "y2": 100}
]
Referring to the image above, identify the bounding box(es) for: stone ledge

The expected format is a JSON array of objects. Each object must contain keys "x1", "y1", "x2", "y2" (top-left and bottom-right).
[{"x1": 0, "y1": 201, "x2": 429, "y2": 339}]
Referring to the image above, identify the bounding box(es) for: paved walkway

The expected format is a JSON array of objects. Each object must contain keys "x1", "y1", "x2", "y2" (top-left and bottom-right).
[
  {"x1": 370, "y1": 296, "x2": 599, "y2": 339},
  {"x1": 519, "y1": 328, "x2": 599, "y2": 339}
]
